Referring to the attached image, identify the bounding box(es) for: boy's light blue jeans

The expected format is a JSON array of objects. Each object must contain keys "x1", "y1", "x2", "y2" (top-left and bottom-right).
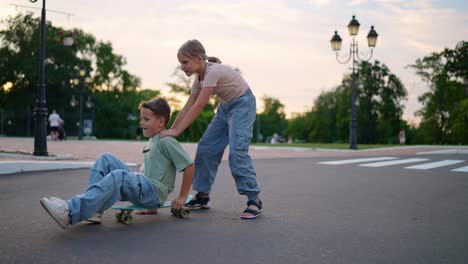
[
  {"x1": 66, "y1": 153, "x2": 159, "y2": 225},
  {"x1": 194, "y1": 89, "x2": 260, "y2": 201}
]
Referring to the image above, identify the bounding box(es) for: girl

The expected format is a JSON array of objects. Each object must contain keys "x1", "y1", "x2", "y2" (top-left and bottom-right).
[{"x1": 160, "y1": 39, "x2": 262, "y2": 219}]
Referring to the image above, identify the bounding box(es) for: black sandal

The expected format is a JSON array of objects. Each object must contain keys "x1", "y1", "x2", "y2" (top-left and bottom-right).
[
  {"x1": 241, "y1": 199, "x2": 262, "y2": 219},
  {"x1": 185, "y1": 192, "x2": 211, "y2": 209}
]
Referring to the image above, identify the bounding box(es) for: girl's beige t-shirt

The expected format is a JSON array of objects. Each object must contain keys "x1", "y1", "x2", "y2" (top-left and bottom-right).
[{"x1": 191, "y1": 62, "x2": 249, "y2": 103}]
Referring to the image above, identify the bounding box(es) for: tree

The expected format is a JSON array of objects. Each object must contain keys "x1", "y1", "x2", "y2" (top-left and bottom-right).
[
  {"x1": 301, "y1": 60, "x2": 407, "y2": 144},
  {"x1": 308, "y1": 91, "x2": 338, "y2": 142},
  {"x1": 0, "y1": 13, "x2": 142, "y2": 138},
  {"x1": 286, "y1": 111, "x2": 313, "y2": 142},
  {"x1": 257, "y1": 96, "x2": 287, "y2": 142},
  {"x1": 408, "y1": 41, "x2": 468, "y2": 144},
  {"x1": 357, "y1": 61, "x2": 407, "y2": 144}
]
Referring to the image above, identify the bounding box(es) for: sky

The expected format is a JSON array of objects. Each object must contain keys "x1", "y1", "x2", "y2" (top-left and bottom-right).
[{"x1": 1, "y1": 0, "x2": 467, "y2": 123}]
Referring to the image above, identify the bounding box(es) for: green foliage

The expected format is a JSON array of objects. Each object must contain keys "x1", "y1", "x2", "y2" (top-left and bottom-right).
[
  {"x1": 308, "y1": 91, "x2": 338, "y2": 142},
  {"x1": 93, "y1": 89, "x2": 160, "y2": 139},
  {"x1": 287, "y1": 60, "x2": 407, "y2": 145},
  {"x1": 168, "y1": 110, "x2": 215, "y2": 142},
  {"x1": 256, "y1": 96, "x2": 287, "y2": 142},
  {"x1": 408, "y1": 41, "x2": 468, "y2": 144},
  {"x1": 357, "y1": 61, "x2": 407, "y2": 144},
  {"x1": 286, "y1": 112, "x2": 313, "y2": 141},
  {"x1": 0, "y1": 13, "x2": 145, "y2": 138}
]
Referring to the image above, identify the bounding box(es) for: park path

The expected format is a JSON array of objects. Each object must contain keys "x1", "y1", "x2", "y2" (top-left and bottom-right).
[{"x1": 0, "y1": 137, "x2": 461, "y2": 165}]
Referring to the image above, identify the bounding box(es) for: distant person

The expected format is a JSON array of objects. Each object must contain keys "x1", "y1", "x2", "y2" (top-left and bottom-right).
[
  {"x1": 40, "y1": 98, "x2": 194, "y2": 229},
  {"x1": 48, "y1": 110, "x2": 63, "y2": 141},
  {"x1": 58, "y1": 120, "x2": 66, "y2": 141},
  {"x1": 399, "y1": 129, "x2": 406, "y2": 145},
  {"x1": 160, "y1": 39, "x2": 263, "y2": 219}
]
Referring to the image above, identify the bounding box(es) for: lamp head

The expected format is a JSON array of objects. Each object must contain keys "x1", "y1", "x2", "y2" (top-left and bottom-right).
[
  {"x1": 367, "y1": 26, "x2": 378, "y2": 48},
  {"x1": 347, "y1": 15, "x2": 360, "y2": 36},
  {"x1": 330, "y1": 31, "x2": 343, "y2": 51}
]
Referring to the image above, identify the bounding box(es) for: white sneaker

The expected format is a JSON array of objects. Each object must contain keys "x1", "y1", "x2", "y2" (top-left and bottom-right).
[
  {"x1": 86, "y1": 213, "x2": 103, "y2": 224},
  {"x1": 40, "y1": 197, "x2": 71, "y2": 229}
]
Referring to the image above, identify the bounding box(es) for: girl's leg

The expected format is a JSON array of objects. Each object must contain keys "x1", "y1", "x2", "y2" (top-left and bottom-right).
[
  {"x1": 67, "y1": 171, "x2": 158, "y2": 225},
  {"x1": 193, "y1": 105, "x2": 230, "y2": 193},
  {"x1": 227, "y1": 90, "x2": 261, "y2": 201},
  {"x1": 88, "y1": 153, "x2": 131, "y2": 187}
]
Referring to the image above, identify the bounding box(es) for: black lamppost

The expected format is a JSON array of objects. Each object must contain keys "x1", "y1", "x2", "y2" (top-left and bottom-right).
[
  {"x1": 71, "y1": 67, "x2": 91, "y2": 140},
  {"x1": 30, "y1": 0, "x2": 48, "y2": 156},
  {"x1": 330, "y1": 15, "x2": 378, "y2": 149}
]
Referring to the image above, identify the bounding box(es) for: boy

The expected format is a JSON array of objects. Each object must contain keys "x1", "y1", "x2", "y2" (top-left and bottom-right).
[{"x1": 40, "y1": 98, "x2": 194, "y2": 229}]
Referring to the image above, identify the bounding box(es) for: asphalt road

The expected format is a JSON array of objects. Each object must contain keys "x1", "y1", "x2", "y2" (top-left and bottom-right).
[{"x1": 1, "y1": 154, "x2": 467, "y2": 264}]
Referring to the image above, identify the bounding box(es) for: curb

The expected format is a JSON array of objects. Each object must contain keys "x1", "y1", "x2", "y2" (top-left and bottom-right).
[{"x1": 0, "y1": 161, "x2": 138, "y2": 175}]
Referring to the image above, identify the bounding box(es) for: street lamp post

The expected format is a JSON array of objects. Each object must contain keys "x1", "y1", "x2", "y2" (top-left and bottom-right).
[
  {"x1": 30, "y1": 0, "x2": 48, "y2": 156},
  {"x1": 330, "y1": 15, "x2": 378, "y2": 149}
]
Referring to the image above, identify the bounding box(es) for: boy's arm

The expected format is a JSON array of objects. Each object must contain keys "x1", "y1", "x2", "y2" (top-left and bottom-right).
[{"x1": 172, "y1": 163, "x2": 194, "y2": 209}]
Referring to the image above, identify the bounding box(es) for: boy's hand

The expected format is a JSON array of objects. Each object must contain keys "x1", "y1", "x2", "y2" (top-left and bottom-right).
[{"x1": 171, "y1": 196, "x2": 186, "y2": 210}]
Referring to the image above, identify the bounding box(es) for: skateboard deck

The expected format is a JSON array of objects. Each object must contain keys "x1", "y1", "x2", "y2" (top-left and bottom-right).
[{"x1": 111, "y1": 194, "x2": 193, "y2": 224}]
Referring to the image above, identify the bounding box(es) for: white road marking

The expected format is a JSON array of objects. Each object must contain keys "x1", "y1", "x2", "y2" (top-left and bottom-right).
[
  {"x1": 359, "y1": 158, "x2": 429, "y2": 167},
  {"x1": 452, "y1": 166, "x2": 468, "y2": 172},
  {"x1": 405, "y1": 160, "x2": 465, "y2": 170},
  {"x1": 319, "y1": 157, "x2": 397, "y2": 165}
]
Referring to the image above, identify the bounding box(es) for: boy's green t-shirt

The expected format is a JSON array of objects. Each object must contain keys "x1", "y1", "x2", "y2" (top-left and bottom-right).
[{"x1": 140, "y1": 134, "x2": 193, "y2": 204}]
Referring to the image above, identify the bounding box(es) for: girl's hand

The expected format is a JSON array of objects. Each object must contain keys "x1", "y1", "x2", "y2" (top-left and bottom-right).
[
  {"x1": 171, "y1": 196, "x2": 186, "y2": 210},
  {"x1": 160, "y1": 128, "x2": 179, "y2": 138}
]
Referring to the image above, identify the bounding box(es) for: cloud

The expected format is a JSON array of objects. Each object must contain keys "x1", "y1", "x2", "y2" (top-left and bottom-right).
[
  {"x1": 349, "y1": 0, "x2": 369, "y2": 6},
  {"x1": 309, "y1": 0, "x2": 331, "y2": 7},
  {"x1": 2, "y1": 0, "x2": 467, "y2": 122}
]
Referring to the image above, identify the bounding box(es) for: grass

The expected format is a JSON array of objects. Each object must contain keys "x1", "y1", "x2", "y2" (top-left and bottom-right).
[{"x1": 252, "y1": 143, "x2": 402, "y2": 150}]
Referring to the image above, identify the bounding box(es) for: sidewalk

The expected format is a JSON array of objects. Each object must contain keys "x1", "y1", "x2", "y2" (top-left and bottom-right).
[{"x1": 1, "y1": 137, "x2": 466, "y2": 174}]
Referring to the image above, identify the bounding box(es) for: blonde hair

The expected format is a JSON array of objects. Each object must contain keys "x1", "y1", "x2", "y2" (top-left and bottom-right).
[{"x1": 178, "y1": 39, "x2": 221, "y2": 63}]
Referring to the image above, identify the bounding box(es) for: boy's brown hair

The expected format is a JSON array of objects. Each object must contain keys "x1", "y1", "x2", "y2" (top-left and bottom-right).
[{"x1": 138, "y1": 98, "x2": 171, "y2": 126}]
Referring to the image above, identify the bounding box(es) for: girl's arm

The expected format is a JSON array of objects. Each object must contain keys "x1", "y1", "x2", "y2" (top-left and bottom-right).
[
  {"x1": 161, "y1": 87, "x2": 214, "y2": 138},
  {"x1": 171, "y1": 92, "x2": 198, "y2": 129}
]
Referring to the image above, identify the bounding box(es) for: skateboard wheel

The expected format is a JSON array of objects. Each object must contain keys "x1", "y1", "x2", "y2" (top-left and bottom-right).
[
  {"x1": 121, "y1": 214, "x2": 133, "y2": 224},
  {"x1": 170, "y1": 208, "x2": 179, "y2": 216},
  {"x1": 171, "y1": 208, "x2": 190, "y2": 218},
  {"x1": 115, "y1": 211, "x2": 123, "y2": 221},
  {"x1": 180, "y1": 209, "x2": 190, "y2": 218}
]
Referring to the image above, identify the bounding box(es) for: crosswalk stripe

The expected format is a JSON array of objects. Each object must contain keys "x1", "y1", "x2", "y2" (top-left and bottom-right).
[
  {"x1": 405, "y1": 160, "x2": 465, "y2": 170},
  {"x1": 318, "y1": 157, "x2": 397, "y2": 165},
  {"x1": 359, "y1": 158, "x2": 429, "y2": 167},
  {"x1": 452, "y1": 166, "x2": 468, "y2": 172}
]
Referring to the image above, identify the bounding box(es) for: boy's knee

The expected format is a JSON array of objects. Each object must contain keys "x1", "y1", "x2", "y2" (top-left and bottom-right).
[
  {"x1": 98, "y1": 153, "x2": 120, "y2": 166},
  {"x1": 107, "y1": 169, "x2": 127, "y2": 182},
  {"x1": 100, "y1": 153, "x2": 115, "y2": 160}
]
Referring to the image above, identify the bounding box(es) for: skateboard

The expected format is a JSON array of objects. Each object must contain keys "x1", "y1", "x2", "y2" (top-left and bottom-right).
[{"x1": 111, "y1": 195, "x2": 193, "y2": 224}]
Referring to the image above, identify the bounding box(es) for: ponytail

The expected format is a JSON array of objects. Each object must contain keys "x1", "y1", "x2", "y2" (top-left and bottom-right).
[{"x1": 207, "y1": 56, "x2": 222, "y2": 64}]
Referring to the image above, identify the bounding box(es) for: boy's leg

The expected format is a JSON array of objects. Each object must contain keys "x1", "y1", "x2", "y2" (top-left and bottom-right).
[
  {"x1": 88, "y1": 153, "x2": 131, "y2": 187},
  {"x1": 193, "y1": 105, "x2": 229, "y2": 193},
  {"x1": 67, "y1": 170, "x2": 158, "y2": 225},
  {"x1": 227, "y1": 90, "x2": 260, "y2": 201}
]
